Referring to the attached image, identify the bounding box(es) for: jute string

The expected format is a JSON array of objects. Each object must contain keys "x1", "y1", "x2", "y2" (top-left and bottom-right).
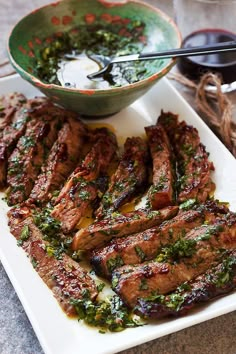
[{"x1": 169, "y1": 72, "x2": 236, "y2": 157}]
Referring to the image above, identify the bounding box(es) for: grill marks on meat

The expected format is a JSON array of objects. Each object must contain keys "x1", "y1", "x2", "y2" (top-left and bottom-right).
[
  {"x1": 175, "y1": 123, "x2": 215, "y2": 203},
  {"x1": 2, "y1": 97, "x2": 47, "y2": 150},
  {"x1": 112, "y1": 217, "x2": 236, "y2": 307},
  {"x1": 8, "y1": 206, "x2": 98, "y2": 316},
  {"x1": 135, "y1": 250, "x2": 236, "y2": 319},
  {"x1": 95, "y1": 137, "x2": 149, "y2": 219},
  {"x1": 89, "y1": 201, "x2": 229, "y2": 278},
  {"x1": 51, "y1": 128, "x2": 117, "y2": 233},
  {"x1": 158, "y1": 111, "x2": 215, "y2": 203},
  {"x1": 72, "y1": 206, "x2": 178, "y2": 251},
  {"x1": 1, "y1": 96, "x2": 232, "y2": 322},
  {"x1": 6, "y1": 102, "x2": 64, "y2": 205},
  {"x1": 157, "y1": 110, "x2": 179, "y2": 139},
  {"x1": 29, "y1": 117, "x2": 87, "y2": 203},
  {"x1": 0, "y1": 93, "x2": 27, "y2": 186},
  {"x1": 145, "y1": 124, "x2": 175, "y2": 209},
  {"x1": 0, "y1": 93, "x2": 26, "y2": 130},
  {"x1": 90, "y1": 209, "x2": 204, "y2": 278}
]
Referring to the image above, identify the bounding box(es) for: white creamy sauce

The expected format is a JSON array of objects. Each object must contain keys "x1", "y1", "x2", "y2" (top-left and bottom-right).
[{"x1": 57, "y1": 53, "x2": 110, "y2": 90}]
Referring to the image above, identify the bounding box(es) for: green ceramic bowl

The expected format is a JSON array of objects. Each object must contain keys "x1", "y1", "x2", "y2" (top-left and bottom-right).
[{"x1": 8, "y1": 0, "x2": 181, "y2": 117}]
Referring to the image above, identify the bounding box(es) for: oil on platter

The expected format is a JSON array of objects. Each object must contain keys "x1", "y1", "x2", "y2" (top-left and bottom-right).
[{"x1": 0, "y1": 74, "x2": 236, "y2": 354}]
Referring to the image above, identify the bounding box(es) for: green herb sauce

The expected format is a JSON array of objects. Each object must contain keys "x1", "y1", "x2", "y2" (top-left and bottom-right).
[
  {"x1": 213, "y1": 254, "x2": 236, "y2": 287},
  {"x1": 33, "y1": 207, "x2": 81, "y2": 262},
  {"x1": 106, "y1": 255, "x2": 124, "y2": 273},
  {"x1": 156, "y1": 238, "x2": 197, "y2": 262},
  {"x1": 17, "y1": 224, "x2": 30, "y2": 246},
  {"x1": 34, "y1": 20, "x2": 164, "y2": 89},
  {"x1": 70, "y1": 293, "x2": 143, "y2": 332}
]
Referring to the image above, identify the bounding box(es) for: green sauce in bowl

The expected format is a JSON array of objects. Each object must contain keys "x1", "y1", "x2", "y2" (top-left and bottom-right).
[
  {"x1": 34, "y1": 20, "x2": 165, "y2": 90},
  {"x1": 8, "y1": 0, "x2": 181, "y2": 116}
]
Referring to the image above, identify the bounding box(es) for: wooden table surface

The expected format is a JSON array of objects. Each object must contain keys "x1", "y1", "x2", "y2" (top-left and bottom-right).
[{"x1": 0, "y1": 1, "x2": 236, "y2": 354}]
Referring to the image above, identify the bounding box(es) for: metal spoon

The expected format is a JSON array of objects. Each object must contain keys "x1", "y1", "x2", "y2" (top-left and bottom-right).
[{"x1": 87, "y1": 41, "x2": 236, "y2": 80}]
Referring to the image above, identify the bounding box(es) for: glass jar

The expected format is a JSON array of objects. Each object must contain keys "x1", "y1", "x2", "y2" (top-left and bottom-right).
[{"x1": 173, "y1": 0, "x2": 236, "y2": 85}]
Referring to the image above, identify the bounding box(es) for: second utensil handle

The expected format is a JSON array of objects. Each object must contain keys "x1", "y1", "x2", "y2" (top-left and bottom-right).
[{"x1": 112, "y1": 41, "x2": 236, "y2": 64}]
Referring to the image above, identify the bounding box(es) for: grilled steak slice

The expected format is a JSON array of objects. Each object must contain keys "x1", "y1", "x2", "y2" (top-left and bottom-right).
[
  {"x1": 157, "y1": 110, "x2": 179, "y2": 139},
  {"x1": 91, "y1": 209, "x2": 204, "y2": 277},
  {"x1": 145, "y1": 124, "x2": 175, "y2": 209},
  {"x1": 112, "y1": 217, "x2": 236, "y2": 308},
  {"x1": 29, "y1": 117, "x2": 87, "y2": 203},
  {"x1": 8, "y1": 206, "x2": 98, "y2": 316},
  {"x1": 7, "y1": 105, "x2": 62, "y2": 205},
  {"x1": 158, "y1": 110, "x2": 215, "y2": 203},
  {"x1": 0, "y1": 92, "x2": 26, "y2": 130},
  {"x1": 175, "y1": 122, "x2": 215, "y2": 203},
  {"x1": 0, "y1": 143, "x2": 7, "y2": 187},
  {"x1": 0, "y1": 93, "x2": 27, "y2": 186},
  {"x1": 193, "y1": 199, "x2": 230, "y2": 225},
  {"x1": 2, "y1": 98, "x2": 56, "y2": 195},
  {"x1": 72, "y1": 206, "x2": 178, "y2": 251},
  {"x1": 95, "y1": 137, "x2": 149, "y2": 219},
  {"x1": 2, "y1": 97, "x2": 47, "y2": 149},
  {"x1": 135, "y1": 250, "x2": 236, "y2": 319},
  {"x1": 51, "y1": 128, "x2": 117, "y2": 233}
]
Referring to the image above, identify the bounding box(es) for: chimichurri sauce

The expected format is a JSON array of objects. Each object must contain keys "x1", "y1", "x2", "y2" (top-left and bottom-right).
[{"x1": 34, "y1": 20, "x2": 164, "y2": 89}]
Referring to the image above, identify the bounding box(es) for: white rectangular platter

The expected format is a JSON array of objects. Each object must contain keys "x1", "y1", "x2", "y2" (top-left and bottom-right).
[{"x1": 0, "y1": 74, "x2": 236, "y2": 354}]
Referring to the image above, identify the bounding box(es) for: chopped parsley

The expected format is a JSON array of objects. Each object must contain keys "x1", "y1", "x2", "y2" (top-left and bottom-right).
[
  {"x1": 195, "y1": 224, "x2": 224, "y2": 242},
  {"x1": 35, "y1": 19, "x2": 165, "y2": 89},
  {"x1": 179, "y1": 198, "x2": 197, "y2": 210},
  {"x1": 181, "y1": 143, "x2": 196, "y2": 157},
  {"x1": 139, "y1": 279, "x2": 149, "y2": 291},
  {"x1": 17, "y1": 224, "x2": 30, "y2": 246},
  {"x1": 135, "y1": 246, "x2": 146, "y2": 262},
  {"x1": 20, "y1": 136, "x2": 36, "y2": 149},
  {"x1": 32, "y1": 207, "x2": 79, "y2": 260},
  {"x1": 78, "y1": 189, "x2": 91, "y2": 201},
  {"x1": 33, "y1": 207, "x2": 61, "y2": 238},
  {"x1": 70, "y1": 295, "x2": 143, "y2": 332},
  {"x1": 106, "y1": 256, "x2": 124, "y2": 273},
  {"x1": 20, "y1": 224, "x2": 30, "y2": 240},
  {"x1": 156, "y1": 238, "x2": 197, "y2": 262},
  {"x1": 214, "y1": 255, "x2": 236, "y2": 288}
]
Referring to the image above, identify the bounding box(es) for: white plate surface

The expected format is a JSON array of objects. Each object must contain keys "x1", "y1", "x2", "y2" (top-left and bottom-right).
[{"x1": 0, "y1": 74, "x2": 236, "y2": 354}]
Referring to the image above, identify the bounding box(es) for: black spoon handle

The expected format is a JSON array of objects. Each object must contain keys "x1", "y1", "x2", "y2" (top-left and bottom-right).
[
  {"x1": 88, "y1": 41, "x2": 236, "y2": 79},
  {"x1": 138, "y1": 41, "x2": 236, "y2": 60}
]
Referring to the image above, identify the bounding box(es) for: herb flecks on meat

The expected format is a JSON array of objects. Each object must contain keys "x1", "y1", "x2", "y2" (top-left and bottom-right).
[
  {"x1": 6, "y1": 101, "x2": 67, "y2": 205},
  {"x1": 135, "y1": 250, "x2": 236, "y2": 319},
  {"x1": 8, "y1": 205, "x2": 98, "y2": 316},
  {"x1": 112, "y1": 216, "x2": 236, "y2": 308},
  {"x1": 145, "y1": 124, "x2": 176, "y2": 209},
  {"x1": 2, "y1": 94, "x2": 235, "y2": 331},
  {"x1": 158, "y1": 110, "x2": 215, "y2": 204},
  {"x1": 51, "y1": 128, "x2": 117, "y2": 233},
  {"x1": 95, "y1": 137, "x2": 149, "y2": 219},
  {"x1": 90, "y1": 208, "x2": 203, "y2": 278},
  {"x1": 73, "y1": 206, "x2": 178, "y2": 251},
  {"x1": 71, "y1": 293, "x2": 143, "y2": 333},
  {"x1": 29, "y1": 115, "x2": 87, "y2": 203}
]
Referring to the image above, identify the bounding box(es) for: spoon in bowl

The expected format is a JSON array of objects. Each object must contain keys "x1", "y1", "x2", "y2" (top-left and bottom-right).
[{"x1": 87, "y1": 41, "x2": 236, "y2": 80}]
